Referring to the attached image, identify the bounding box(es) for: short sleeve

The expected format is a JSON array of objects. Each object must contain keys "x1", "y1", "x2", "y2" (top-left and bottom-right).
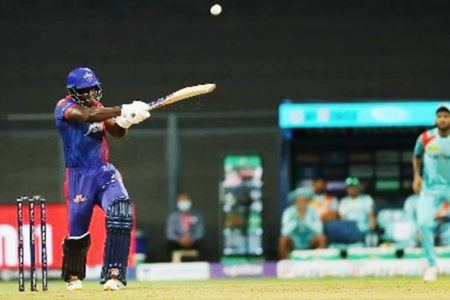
[
  {"x1": 281, "y1": 206, "x2": 297, "y2": 236},
  {"x1": 413, "y1": 134, "x2": 424, "y2": 157},
  {"x1": 366, "y1": 195, "x2": 375, "y2": 213},
  {"x1": 338, "y1": 198, "x2": 347, "y2": 218},
  {"x1": 55, "y1": 98, "x2": 77, "y2": 121},
  {"x1": 307, "y1": 209, "x2": 323, "y2": 234},
  {"x1": 331, "y1": 196, "x2": 339, "y2": 211}
]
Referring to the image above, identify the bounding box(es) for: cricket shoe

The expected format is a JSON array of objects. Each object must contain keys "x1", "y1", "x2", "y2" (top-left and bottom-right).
[
  {"x1": 67, "y1": 279, "x2": 83, "y2": 291},
  {"x1": 103, "y1": 278, "x2": 122, "y2": 291},
  {"x1": 423, "y1": 266, "x2": 438, "y2": 282}
]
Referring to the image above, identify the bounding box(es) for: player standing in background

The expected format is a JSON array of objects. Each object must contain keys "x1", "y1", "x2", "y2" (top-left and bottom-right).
[
  {"x1": 54, "y1": 67, "x2": 150, "y2": 291},
  {"x1": 413, "y1": 103, "x2": 450, "y2": 282}
]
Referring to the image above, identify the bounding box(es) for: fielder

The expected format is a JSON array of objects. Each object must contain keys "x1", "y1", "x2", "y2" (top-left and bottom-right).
[
  {"x1": 54, "y1": 67, "x2": 150, "y2": 291},
  {"x1": 413, "y1": 103, "x2": 450, "y2": 281}
]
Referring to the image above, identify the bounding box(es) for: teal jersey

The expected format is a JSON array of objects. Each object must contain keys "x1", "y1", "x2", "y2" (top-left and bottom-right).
[
  {"x1": 281, "y1": 205, "x2": 323, "y2": 237},
  {"x1": 338, "y1": 194, "x2": 374, "y2": 233},
  {"x1": 414, "y1": 128, "x2": 450, "y2": 190},
  {"x1": 310, "y1": 193, "x2": 338, "y2": 220}
]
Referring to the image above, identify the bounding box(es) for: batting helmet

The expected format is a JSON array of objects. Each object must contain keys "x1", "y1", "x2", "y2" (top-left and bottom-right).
[
  {"x1": 66, "y1": 67, "x2": 101, "y2": 90},
  {"x1": 66, "y1": 67, "x2": 102, "y2": 103}
]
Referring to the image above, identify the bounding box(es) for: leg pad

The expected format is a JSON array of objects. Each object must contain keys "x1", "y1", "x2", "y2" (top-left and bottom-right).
[
  {"x1": 61, "y1": 233, "x2": 91, "y2": 282},
  {"x1": 100, "y1": 198, "x2": 133, "y2": 285}
]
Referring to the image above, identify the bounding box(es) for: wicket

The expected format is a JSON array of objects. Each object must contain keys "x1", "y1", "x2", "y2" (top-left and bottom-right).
[{"x1": 16, "y1": 195, "x2": 48, "y2": 292}]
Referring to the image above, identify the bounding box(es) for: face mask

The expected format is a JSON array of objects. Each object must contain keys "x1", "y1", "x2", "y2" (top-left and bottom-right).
[{"x1": 177, "y1": 200, "x2": 192, "y2": 212}]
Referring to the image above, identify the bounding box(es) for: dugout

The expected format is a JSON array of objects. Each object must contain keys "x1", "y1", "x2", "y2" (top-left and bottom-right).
[{"x1": 279, "y1": 101, "x2": 445, "y2": 211}]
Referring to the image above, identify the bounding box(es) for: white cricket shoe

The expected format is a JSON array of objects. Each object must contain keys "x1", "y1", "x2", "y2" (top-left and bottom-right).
[
  {"x1": 423, "y1": 266, "x2": 438, "y2": 282},
  {"x1": 67, "y1": 279, "x2": 83, "y2": 291},
  {"x1": 103, "y1": 278, "x2": 122, "y2": 291}
]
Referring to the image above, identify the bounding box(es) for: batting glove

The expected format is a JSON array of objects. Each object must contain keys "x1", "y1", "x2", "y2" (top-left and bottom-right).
[
  {"x1": 121, "y1": 101, "x2": 150, "y2": 118},
  {"x1": 120, "y1": 101, "x2": 151, "y2": 126},
  {"x1": 115, "y1": 116, "x2": 133, "y2": 129},
  {"x1": 131, "y1": 100, "x2": 151, "y2": 112}
]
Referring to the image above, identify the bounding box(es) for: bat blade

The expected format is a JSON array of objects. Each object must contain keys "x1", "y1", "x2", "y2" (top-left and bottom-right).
[{"x1": 147, "y1": 83, "x2": 216, "y2": 111}]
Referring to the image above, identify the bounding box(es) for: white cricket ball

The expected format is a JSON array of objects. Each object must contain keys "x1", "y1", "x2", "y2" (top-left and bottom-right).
[{"x1": 210, "y1": 4, "x2": 222, "y2": 16}]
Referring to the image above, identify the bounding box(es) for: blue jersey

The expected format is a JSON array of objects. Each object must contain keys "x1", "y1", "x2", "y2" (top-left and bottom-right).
[
  {"x1": 414, "y1": 128, "x2": 450, "y2": 190},
  {"x1": 55, "y1": 96, "x2": 109, "y2": 168}
]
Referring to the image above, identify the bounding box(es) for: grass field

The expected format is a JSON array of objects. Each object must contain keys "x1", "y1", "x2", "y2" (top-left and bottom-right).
[{"x1": 0, "y1": 277, "x2": 449, "y2": 300}]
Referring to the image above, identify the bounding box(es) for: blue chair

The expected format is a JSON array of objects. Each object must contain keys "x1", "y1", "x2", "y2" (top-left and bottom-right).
[{"x1": 324, "y1": 220, "x2": 363, "y2": 246}]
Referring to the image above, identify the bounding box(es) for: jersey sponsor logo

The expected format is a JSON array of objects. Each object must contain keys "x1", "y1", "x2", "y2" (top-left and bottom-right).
[
  {"x1": 426, "y1": 155, "x2": 450, "y2": 160},
  {"x1": 73, "y1": 194, "x2": 87, "y2": 203},
  {"x1": 427, "y1": 145, "x2": 440, "y2": 153},
  {"x1": 85, "y1": 122, "x2": 104, "y2": 136},
  {"x1": 83, "y1": 71, "x2": 94, "y2": 82},
  {"x1": 309, "y1": 201, "x2": 320, "y2": 208}
]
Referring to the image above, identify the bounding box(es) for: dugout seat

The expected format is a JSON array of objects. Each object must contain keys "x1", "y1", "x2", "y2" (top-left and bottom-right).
[
  {"x1": 377, "y1": 208, "x2": 417, "y2": 248},
  {"x1": 324, "y1": 220, "x2": 363, "y2": 244}
]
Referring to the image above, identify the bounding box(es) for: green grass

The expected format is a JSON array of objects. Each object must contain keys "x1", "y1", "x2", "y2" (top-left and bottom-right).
[{"x1": 1, "y1": 277, "x2": 449, "y2": 300}]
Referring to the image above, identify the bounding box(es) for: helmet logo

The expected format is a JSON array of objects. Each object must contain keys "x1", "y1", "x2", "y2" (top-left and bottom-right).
[{"x1": 83, "y1": 72, "x2": 94, "y2": 82}]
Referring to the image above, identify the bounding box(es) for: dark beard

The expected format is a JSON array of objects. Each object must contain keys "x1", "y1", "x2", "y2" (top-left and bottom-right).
[{"x1": 437, "y1": 124, "x2": 450, "y2": 131}]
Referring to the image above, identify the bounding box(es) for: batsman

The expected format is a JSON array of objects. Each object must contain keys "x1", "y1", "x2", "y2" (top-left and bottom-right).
[{"x1": 54, "y1": 67, "x2": 150, "y2": 291}]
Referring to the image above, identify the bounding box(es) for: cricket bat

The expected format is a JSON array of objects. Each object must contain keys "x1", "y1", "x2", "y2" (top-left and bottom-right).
[{"x1": 147, "y1": 83, "x2": 216, "y2": 111}]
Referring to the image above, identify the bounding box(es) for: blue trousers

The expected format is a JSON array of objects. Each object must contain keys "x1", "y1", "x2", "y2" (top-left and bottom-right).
[{"x1": 64, "y1": 163, "x2": 129, "y2": 237}]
